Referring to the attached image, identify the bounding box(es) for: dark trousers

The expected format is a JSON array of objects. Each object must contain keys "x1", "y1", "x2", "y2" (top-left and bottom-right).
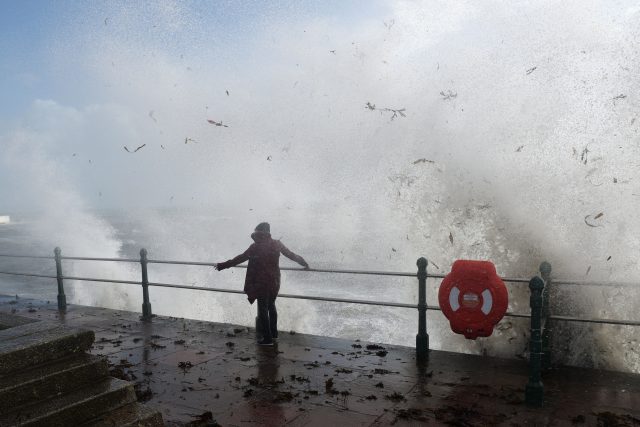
[{"x1": 257, "y1": 293, "x2": 277, "y2": 342}]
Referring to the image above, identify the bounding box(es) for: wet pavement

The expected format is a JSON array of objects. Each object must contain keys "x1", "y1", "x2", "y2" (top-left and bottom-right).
[{"x1": 1, "y1": 294, "x2": 639, "y2": 426}]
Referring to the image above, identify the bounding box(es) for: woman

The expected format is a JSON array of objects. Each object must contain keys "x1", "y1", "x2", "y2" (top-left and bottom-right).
[{"x1": 215, "y1": 222, "x2": 309, "y2": 346}]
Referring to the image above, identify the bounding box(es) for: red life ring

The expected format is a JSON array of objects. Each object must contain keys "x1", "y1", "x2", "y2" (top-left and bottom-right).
[{"x1": 438, "y1": 260, "x2": 508, "y2": 339}]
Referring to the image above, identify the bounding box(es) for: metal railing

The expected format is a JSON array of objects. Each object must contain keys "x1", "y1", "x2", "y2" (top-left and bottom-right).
[
  {"x1": 0, "y1": 250, "x2": 636, "y2": 325},
  {"x1": 1, "y1": 248, "x2": 639, "y2": 408}
]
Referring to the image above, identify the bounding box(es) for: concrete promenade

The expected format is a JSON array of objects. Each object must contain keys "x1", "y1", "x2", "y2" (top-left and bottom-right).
[{"x1": 1, "y1": 294, "x2": 639, "y2": 426}]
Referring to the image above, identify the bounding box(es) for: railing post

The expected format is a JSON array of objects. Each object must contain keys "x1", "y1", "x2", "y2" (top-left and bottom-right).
[
  {"x1": 526, "y1": 276, "x2": 545, "y2": 407},
  {"x1": 416, "y1": 257, "x2": 429, "y2": 361},
  {"x1": 140, "y1": 248, "x2": 152, "y2": 321},
  {"x1": 54, "y1": 247, "x2": 67, "y2": 312},
  {"x1": 540, "y1": 262, "x2": 552, "y2": 370}
]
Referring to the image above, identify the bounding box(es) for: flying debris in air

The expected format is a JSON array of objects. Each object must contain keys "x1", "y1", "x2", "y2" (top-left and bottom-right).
[
  {"x1": 364, "y1": 102, "x2": 406, "y2": 120},
  {"x1": 226, "y1": 90, "x2": 229, "y2": 96},
  {"x1": 440, "y1": 90, "x2": 457, "y2": 100},
  {"x1": 516, "y1": 145, "x2": 525, "y2": 152},
  {"x1": 267, "y1": 156, "x2": 272, "y2": 161},
  {"x1": 612, "y1": 94, "x2": 627, "y2": 104},
  {"x1": 104, "y1": 17, "x2": 109, "y2": 26},
  {"x1": 580, "y1": 147, "x2": 589, "y2": 164},
  {"x1": 124, "y1": 144, "x2": 146, "y2": 153},
  {"x1": 72, "y1": 153, "x2": 77, "y2": 157},
  {"x1": 413, "y1": 158, "x2": 434, "y2": 164},
  {"x1": 160, "y1": 145, "x2": 165, "y2": 149},
  {"x1": 526, "y1": 66, "x2": 537, "y2": 75},
  {"x1": 329, "y1": 50, "x2": 336, "y2": 54},
  {"x1": 584, "y1": 213, "x2": 604, "y2": 227},
  {"x1": 207, "y1": 119, "x2": 228, "y2": 127},
  {"x1": 184, "y1": 138, "x2": 197, "y2": 144},
  {"x1": 148, "y1": 110, "x2": 157, "y2": 122}
]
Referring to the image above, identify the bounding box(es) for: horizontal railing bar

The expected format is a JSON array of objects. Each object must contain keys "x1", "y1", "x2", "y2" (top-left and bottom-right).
[
  {"x1": 550, "y1": 279, "x2": 639, "y2": 288},
  {"x1": 147, "y1": 259, "x2": 217, "y2": 267},
  {"x1": 131, "y1": 261, "x2": 536, "y2": 284},
  {"x1": 279, "y1": 293, "x2": 417, "y2": 308},
  {"x1": 61, "y1": 256, "x2": 140, "y2": 263},
  {"x1": 234, "y1": 265, "x2": 531, "y2": 283},
  {"x1": 0, "y1": 271, "x2": 57, "y2": 279},
  {"x1": 549, "y1": 314, "x2": 640, "y2": 326},
  {"x1": 147, "y1": 260, "x2": 418, "y2": 276},
  {"x1": 148, "y1": 281, "x2": 417, "y2": 307},
  {"x1": 252, "y1": 265, "x2": 416, "y2": 277},
  {"x1": 506, "y1": 312, "x2": 532, "y2": 319},
  {"x1": 501, "y1": 277, "x2": 532, "y2": 284},
  {"x1": 148, "y1": 260, "x2": 529, "y2": 282},
  {"x1": 0, "y1": 254, "x2": 54, "y2": 260},
  {"x1": 63, "y1": 276, "x2": 142, "y2": 285},
  {"x1": 148, "y1": 282, "x2": 244, "y2": 294}
]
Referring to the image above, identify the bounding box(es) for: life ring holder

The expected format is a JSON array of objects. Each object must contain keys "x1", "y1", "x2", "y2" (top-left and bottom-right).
[{"x1": 438, "y1": 260, "x2": 508, "y2": 339}]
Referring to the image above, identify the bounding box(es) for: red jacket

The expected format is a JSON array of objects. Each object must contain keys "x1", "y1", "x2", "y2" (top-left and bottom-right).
[{"x1": 217, "y1": 231, "x2": 308, "y2": 304}]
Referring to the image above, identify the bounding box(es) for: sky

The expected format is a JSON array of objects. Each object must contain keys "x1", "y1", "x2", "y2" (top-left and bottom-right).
[
  {"x1": 0, "y1": 1, "x2": 385, "y2": 119},
  {"x1": 0, "y1": 0, "x2": 391, "y2": 210}
]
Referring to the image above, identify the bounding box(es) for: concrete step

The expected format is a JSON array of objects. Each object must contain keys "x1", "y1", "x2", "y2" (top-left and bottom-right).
[
  {"x1": 0, "y1": 377, "x2": 136, "y2": 427},
  {"x1": 0, "y1": 322, "x2": 94, "y2": 375},
  {"x1": 0, "y1": 313, "x2": 38, "y2": 330},
  {"x1": 0, "y1": 354, "x2": 109, "y2": 412},
  {"x1": 0, "y1": 319, "x2": 59, "y2": 341},
  {"x1": 80, "y1": 402, "x2": 164, "y2": 427}
]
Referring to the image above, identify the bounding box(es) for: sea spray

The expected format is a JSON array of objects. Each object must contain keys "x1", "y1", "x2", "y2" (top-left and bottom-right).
[{"x1": 0, "y1": 1, "x2": 639, "y2": 372}]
